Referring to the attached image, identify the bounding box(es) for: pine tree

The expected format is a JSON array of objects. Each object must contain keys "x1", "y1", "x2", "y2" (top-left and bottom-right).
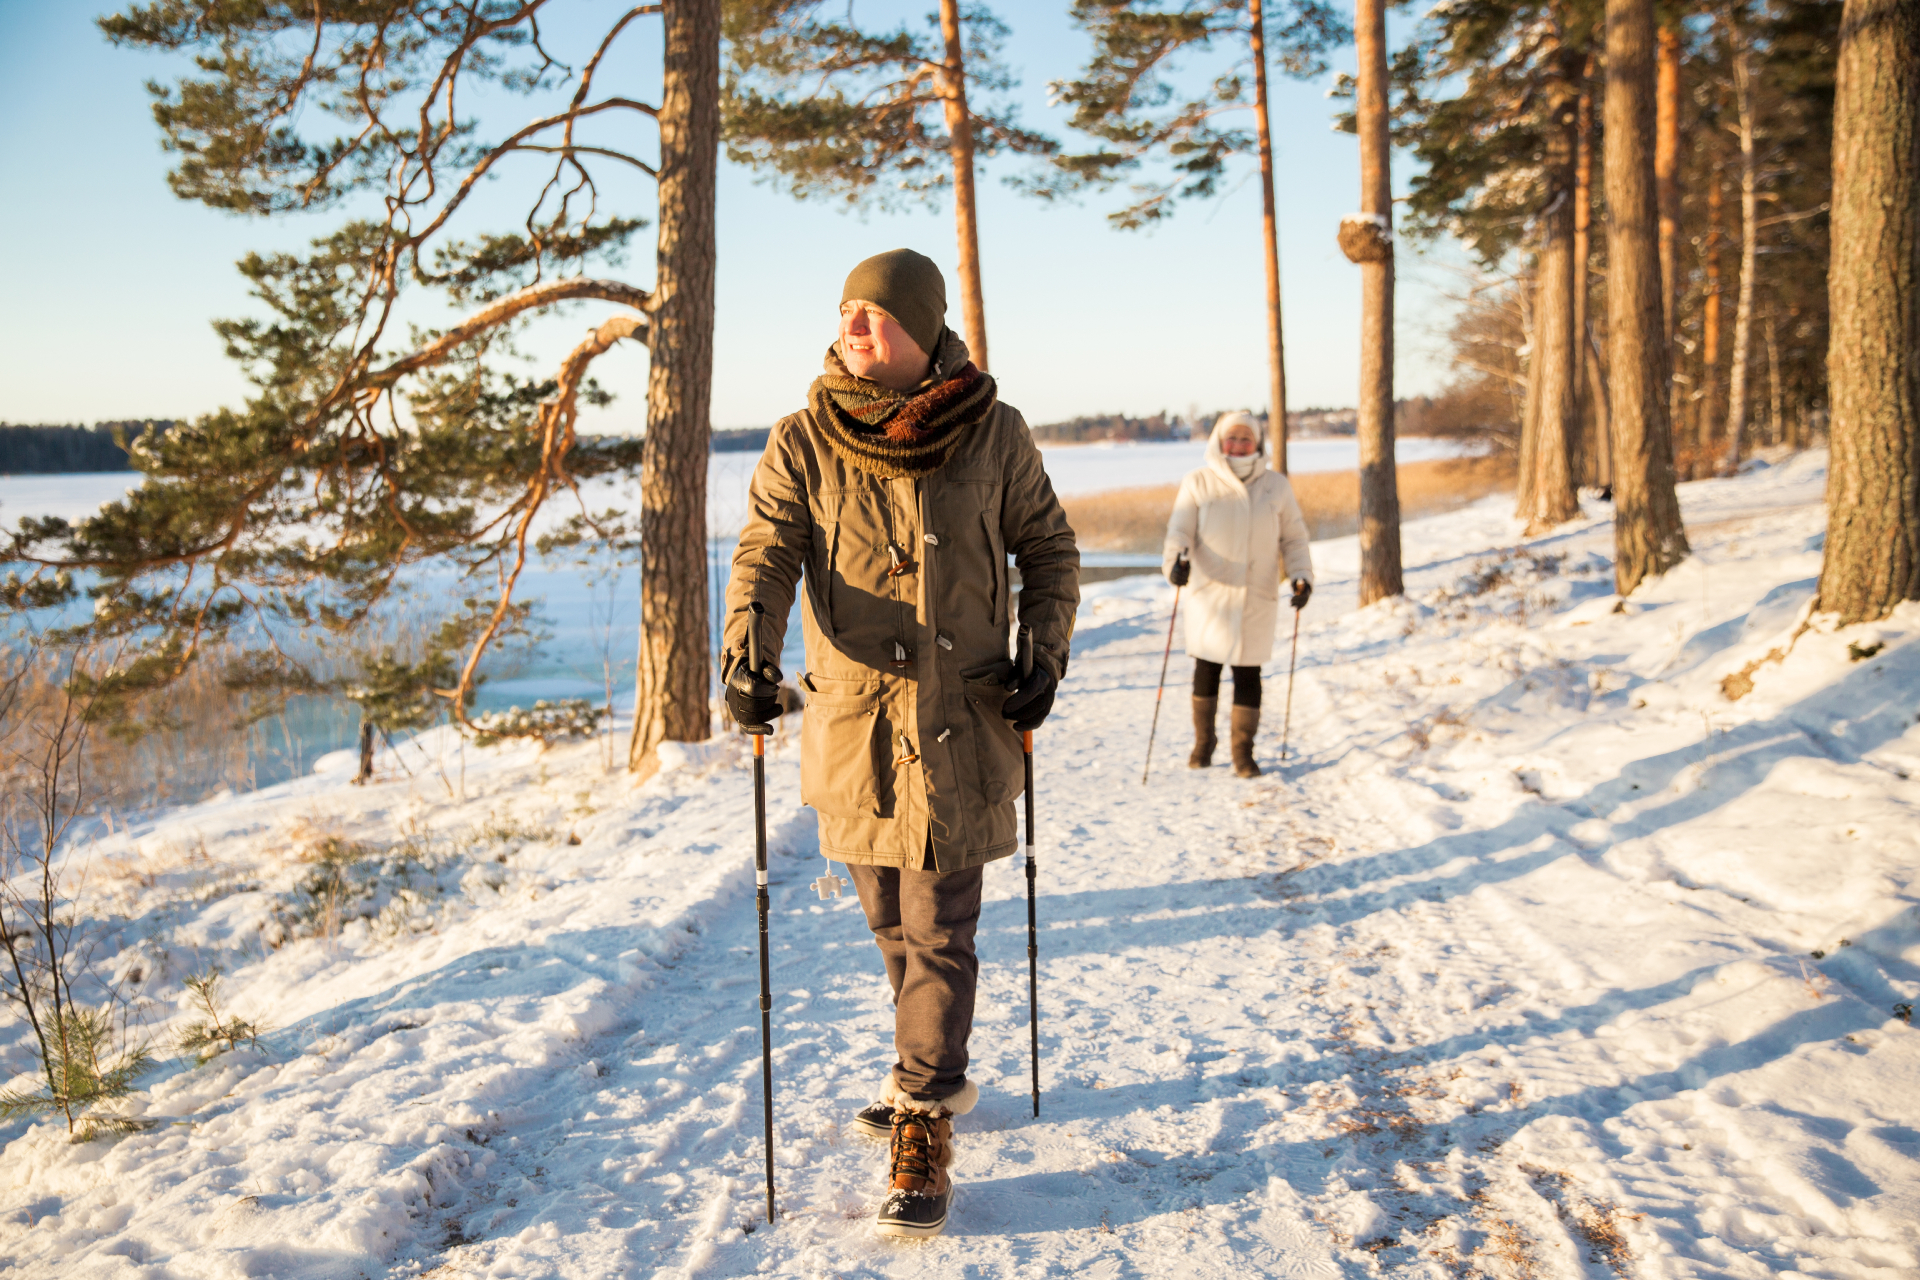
[
  {"x1": 1352, "y1": 0, "x2": 1402, "y2": 601},
  {"x1": 1048, "y1": 0, "x2": 1348, "y2": 468},
  {"x1": 721, "y1": 1, "x2": 1052, "y2": 371},
  {"x1": 1395, "y1": 1, "x2": 1604, "y2": 534},
  {"x1": 1817, "y1": 0, "x2": 1919, "y2": 624},
  {"x1": 1605, "y1": 0, "x2": 1692, "y2": 593},
  {"x1": 2, "y1": 3, "x2": 719, "y2": 777}
]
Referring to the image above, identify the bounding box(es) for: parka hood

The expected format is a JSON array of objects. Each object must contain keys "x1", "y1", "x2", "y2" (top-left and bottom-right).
[{"x1": 1204, "y1": 412, "x2": 1266, "y2": 488}]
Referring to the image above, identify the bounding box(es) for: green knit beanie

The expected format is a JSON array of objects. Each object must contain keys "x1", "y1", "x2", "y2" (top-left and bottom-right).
[{"x1": 841, "y1": 249, "x2": 947, "y2": 357}]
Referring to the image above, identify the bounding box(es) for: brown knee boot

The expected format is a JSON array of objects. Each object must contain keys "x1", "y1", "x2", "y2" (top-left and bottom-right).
[
  {"x1": 1230, "y1": 705, "x2": 1261, "y2": 777},
  {"x1": 1188, "y1": 696, "x2": 1218, "y2": 768}
]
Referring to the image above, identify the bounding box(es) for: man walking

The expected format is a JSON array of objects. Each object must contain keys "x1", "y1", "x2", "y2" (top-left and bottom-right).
[{"x1": 722, "y1": 249, "x2": 1080, "y2": 1238}]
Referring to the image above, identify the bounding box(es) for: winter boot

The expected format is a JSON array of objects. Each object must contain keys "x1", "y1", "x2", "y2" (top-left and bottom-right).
[
  {"x1": 851, "y1": 1099, "x2": 895, "y2": 1139},
  {"x1": 1230, "y1": 705, "x2": 1261, "y2": 778},
  {"x1": 873, "y1": 1079, "x2": 977, "y2": 1239},
  {"x1": 1188, "y1": 697, "x2": 1218, "y2": 768}
]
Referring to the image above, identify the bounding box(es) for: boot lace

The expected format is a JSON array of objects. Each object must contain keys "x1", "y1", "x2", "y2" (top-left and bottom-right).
[{"x1": 888, "y1": 1112, "x2": 938, "y2": 1185}]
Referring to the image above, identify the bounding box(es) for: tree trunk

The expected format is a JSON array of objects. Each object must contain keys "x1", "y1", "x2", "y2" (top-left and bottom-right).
[
  {"x1": 1817, "y1": 0, "x2": 1920, "y2": 624},
  {"x1": 1586, "y1": 326, "x2": 1614, "y2": 489},
  {"x1": 1355, "y1": 0, "x2": 1401, "y2": 604},
  {"x1": 1248, "y1": 0, "x2": 1290, "y2": 473},
  {"x1": 1765, "y1": 310, "x2": 1783, "y2": 446},
  {"x1": 1699, "y1": 166, "x2": 1724, "y2": 474},
  {"x1": 1522, "y1": 55, "x2": 1583, "y2": 534},
  {"x1": 1515, "y1": 260, "x2": 1541, "y2": 516},
  {"x1": 1574, "y1": 61, "x2": 1600, "y2": 487},
  {"x1": 939, "y1": 0, "x2": 989, "y2": 372},
  {"x1": 1605, "y1": 0, "x2": 1691, "y2": 595},
  {"x1": 630, "y1": 0, "x2": 720, "y2": 779},
  {"x1": 1722, "y1": 19, "x2": 1759, "y2": 473},
  {"x1": 353, "y1": 718, "x2": 374, "y2": 785},
  {"x1": 1656, "y1": 16, "x2": 1683, "y2": 431}
]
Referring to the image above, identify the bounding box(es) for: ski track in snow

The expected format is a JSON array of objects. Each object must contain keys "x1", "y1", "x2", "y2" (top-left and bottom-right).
[{"x1": 3, "y1": 450, "x2": 1918, "y2": 1279}]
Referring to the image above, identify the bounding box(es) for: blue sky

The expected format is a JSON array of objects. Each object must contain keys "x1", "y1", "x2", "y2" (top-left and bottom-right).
[{"x1": 0, "y1": 2, "x2": 1455, "y2": 433}]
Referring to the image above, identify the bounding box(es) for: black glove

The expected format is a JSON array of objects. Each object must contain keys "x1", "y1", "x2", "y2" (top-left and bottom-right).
[
  {"x1": 1168, "y1": 554, "x2": 1191, "y2": 588},
  {"x1": 1291, "y1": 579, "x2": 1313, "y2": 610},
  {"x1": 1002, "y1": 663, "x2": 1057, "y2": 733},
  {"x1": 724, "y1": 650, "x2": 783, "y2": 729}
]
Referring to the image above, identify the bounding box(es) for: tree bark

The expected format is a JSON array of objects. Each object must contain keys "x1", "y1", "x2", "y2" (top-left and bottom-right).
[
  {"x1": 1521, "y1": 52, "x2": 1583, "y2": 534},
  {"x1": 1605, "y1": 0, "x2": 1691, "y2": 594},
  {"x1": 1722, "y1": 16, "x2": 1759, "y2": 473},
  {"x1": 1574, "y1": 61, "x2": 1600, "y2": 487},
  {"x1": 1656, "y1": 17, "x2": 1683, "y2": 431},
  {"x1": 1699, "y1": 166, "x2": 1725, "y2": 473},
  {"x1": 1249, "y1": 0, "x2": 1290, "y2": 473},
  {"x1": 1765, "y1": 310, "x2": 1783, "y2": 446},
  {"x1": 1817, "y1": 0, "x2": 1920, "y2": 624},
  {"x1": 1586, "y1": 326, "x2": 1614, "y2": 489},
  {"x1": 1355, "y1": 0, "x2": 1401, "y2": 604},
  {"x1": 939, "y1": 0, "x2": 989, "y2": 372},
  {"x1": 630, "y1": 0, "x2": 720, "y2": 778}
]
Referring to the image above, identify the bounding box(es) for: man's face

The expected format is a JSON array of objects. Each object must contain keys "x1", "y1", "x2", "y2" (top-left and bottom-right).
[
  {"x1": 839, "y1": 300, "x2": 930, "y2": 389},
  {"x1": 1220, "y1": 423, "x2": 1261, "y2": 457}
]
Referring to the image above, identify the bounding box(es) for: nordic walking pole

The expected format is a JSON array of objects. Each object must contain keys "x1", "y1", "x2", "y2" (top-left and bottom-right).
[
  {"x1": 1016, "y1": 624, "x2": 1040, "y2": 1118},
  {"x1": 1140, "y1": 574, "x2": 1184, "y2": 786},
  {"x1": 744, "y1": 601, "x2": 776, "y2": 1224},
  {"x1": 1279, "y1": 598, "x2": 1302, "y2": 762}
]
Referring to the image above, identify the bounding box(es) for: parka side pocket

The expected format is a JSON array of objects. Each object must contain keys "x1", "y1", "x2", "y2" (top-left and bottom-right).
[
  {"x1": 960, "y1": 671, "x2": 1023, "y2": 806},
  {"x1": 799, "y1": 675, "x2": 880, "y2": 817}
]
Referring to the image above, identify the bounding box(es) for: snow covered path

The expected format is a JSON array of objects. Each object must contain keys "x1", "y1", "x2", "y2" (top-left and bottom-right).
[{"x1": 3, "y1": 452, "x2": 1918, "y2": 1278}]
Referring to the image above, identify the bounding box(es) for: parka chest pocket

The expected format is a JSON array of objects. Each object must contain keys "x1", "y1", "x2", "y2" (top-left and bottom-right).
[{"x1": 799, "y1": 675, "x2": 882, "y2": 818}]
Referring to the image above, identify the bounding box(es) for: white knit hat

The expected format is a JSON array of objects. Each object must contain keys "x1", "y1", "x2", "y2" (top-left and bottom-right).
[{"x1": 1212, "y1": 410, "x2": 1265, "y2": 451}]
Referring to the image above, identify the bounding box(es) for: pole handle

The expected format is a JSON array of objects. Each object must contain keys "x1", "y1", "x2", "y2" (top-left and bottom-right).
[{"x1": 742, "y1": 601, "x2": 771, "y2": 736}]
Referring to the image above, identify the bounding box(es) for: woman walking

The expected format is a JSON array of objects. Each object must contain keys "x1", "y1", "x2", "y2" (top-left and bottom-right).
[{"x1": 1162, "y1": 412, "x2": 1314, "y2": 777}]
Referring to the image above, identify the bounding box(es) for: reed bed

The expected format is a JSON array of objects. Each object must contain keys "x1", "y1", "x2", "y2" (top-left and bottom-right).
[{"x1": 1060, "y1": 452, "x2": 1517, "y2": 553}]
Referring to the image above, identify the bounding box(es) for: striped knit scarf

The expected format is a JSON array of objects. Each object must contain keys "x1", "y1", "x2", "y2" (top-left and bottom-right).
[{"x1": 810, "y1": 331, "x2": 997, "y2": 480}]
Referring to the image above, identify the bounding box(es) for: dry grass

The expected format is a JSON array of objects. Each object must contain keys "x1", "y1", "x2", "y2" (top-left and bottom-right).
[{"x1": 1061, "y1": 452, "x2": 1518, "y2": 553}]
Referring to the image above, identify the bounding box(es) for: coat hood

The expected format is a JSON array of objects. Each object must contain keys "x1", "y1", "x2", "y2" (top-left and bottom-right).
[{"x1": 1204, "y1": 411, "x2": 1266, "y2": 488}]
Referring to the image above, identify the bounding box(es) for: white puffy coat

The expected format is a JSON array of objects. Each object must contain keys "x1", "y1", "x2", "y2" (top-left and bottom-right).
[{"x1": 1161, "y1": 423, "x2": 1315, "y2": 667}]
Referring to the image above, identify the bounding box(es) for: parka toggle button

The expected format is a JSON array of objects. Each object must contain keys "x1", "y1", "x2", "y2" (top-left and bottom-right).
[
  {"x1": 892, "y1": 641, "x2": 910, "y2": 668},
  {"x1": 894, "y1": 734, "x2": 920, "y2": 766},
  {"x1": 936, "y1": 634, "x2": 953, "y2": 650},
  {"x1": 885, "y1": 542, "x2": 914, "y2": 578}
]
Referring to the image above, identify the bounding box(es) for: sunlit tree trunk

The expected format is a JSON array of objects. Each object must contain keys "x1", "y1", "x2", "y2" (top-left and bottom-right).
[
  {"x1": 939, "y1": 0, "x2": 989, "y2": 372},
  {"x1": 1657, "y1": 16, "x2": 1683, "y2": 433},
  {"x1": 1574, "y1": 62, "x2": 1602, "y2": 487},
  {"x1": 1817, "y1": 0, "x2": 1920, "y2": 624},
  {"x1": 1699, "y1": 168, "x2": 1725, "y2": 474},
  {"x1": 1355, "y1": 0, "x2": 1402, "y2": 603},
  {"x1": 1521, "y1": 52, "x2": 1583, "y2": 534},
  {"x1": 1249, "y1": 0, "x2": 1290, "y2": 472},
  {"x1": 630, "y1": 0, "x2": 720, "y2": 778},
  {"x1": 1723, "y1": 18, "x2": 1759, "y2": 473},
  {"x1": 1605, "y1": 0, "x2": 1691, "y2": 594}
]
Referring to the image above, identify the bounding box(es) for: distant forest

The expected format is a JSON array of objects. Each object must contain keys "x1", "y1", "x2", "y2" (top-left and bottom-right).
[
  {"x1": 7, "y1": 406, "x2": 1478, "y2": 475},
  {"x1": 0, "y1": 422, "x2": 173, "y2": 473}
]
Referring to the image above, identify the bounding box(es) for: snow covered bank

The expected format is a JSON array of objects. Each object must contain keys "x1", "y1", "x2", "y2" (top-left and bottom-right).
[{"x1": 3, "y1": 450, "x2": 1916, "y2": 1278}]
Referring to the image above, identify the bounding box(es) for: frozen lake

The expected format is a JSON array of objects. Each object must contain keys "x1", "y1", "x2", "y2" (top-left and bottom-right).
[{"x1": 1, "y1": 434, "x2": 1469, "y2": 788}]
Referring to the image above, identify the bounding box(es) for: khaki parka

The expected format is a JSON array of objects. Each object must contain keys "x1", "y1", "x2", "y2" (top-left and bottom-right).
[{"x1": 723, "y1": 363, "x2": 1080, "y2": 872}]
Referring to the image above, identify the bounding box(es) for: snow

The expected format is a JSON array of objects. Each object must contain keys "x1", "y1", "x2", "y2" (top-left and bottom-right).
[{"x1": 4, "y1": 449, "x2": 1918, "y2": 1278}]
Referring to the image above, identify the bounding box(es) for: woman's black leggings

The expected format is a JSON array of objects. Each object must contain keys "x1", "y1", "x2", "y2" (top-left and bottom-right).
[{"x1": 1193, "y1": 659, "x2": 1262, "y2": 708}]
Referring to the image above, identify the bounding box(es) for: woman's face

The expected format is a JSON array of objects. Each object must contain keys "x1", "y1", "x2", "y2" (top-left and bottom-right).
[{"x1": 1220, "y1": 423, "x2": 1260, "y2": 457}]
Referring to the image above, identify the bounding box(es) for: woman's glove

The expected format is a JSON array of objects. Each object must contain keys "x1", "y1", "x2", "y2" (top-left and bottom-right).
[
  {"x1": 1002, "y1": 664, "x2": 1057, "y2": 732},
  {"x1": 1290, "y1": 579, "x2": 1313, "y2": 610},
  {"x1": 724, "y1": 651, "x2": 784, "y2": 729},
  {"x1": 1168, "y1": 553, "x2": 1191, "y2": 587}
]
